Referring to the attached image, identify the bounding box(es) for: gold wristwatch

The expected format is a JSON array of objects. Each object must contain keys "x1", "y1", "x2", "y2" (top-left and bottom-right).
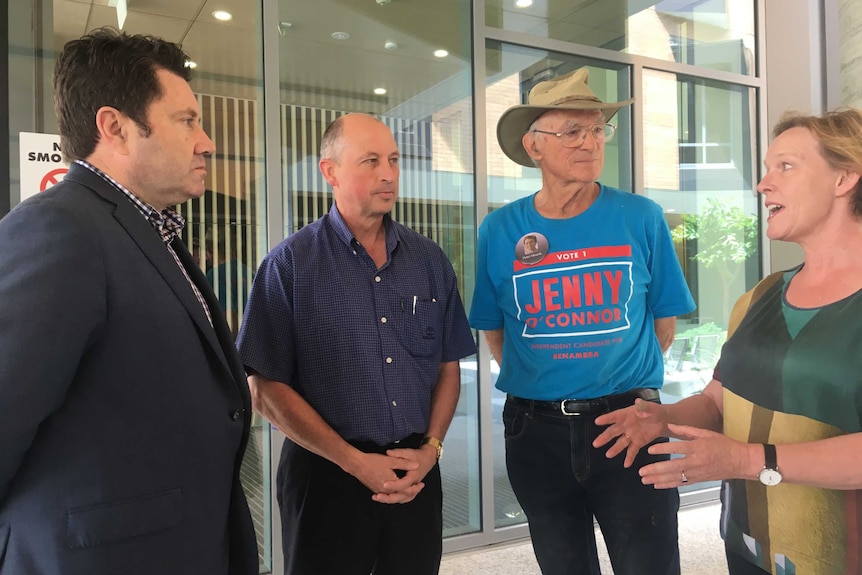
[{"x1": 421, "y1": 436, "x2": 443, "y2": 460}]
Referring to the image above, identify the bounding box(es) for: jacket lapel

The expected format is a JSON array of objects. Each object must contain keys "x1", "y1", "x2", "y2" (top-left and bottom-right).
[
  {"x1": 172, "y1": 236, "x2": 246, "y2": 381},
  {"x1": 67, "y1": 165, "x2": 235, "y2": 377}
]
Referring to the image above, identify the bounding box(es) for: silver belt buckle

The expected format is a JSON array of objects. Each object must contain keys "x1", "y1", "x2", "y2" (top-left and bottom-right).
[{"x1": 560, "y1": 400, "x2": 581, "y2": 416}]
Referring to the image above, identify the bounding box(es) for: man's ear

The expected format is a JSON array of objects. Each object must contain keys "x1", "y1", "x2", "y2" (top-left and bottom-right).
[
  {"x1": 319, "y1": 158, "x2": 338, "y2": 187},
  {"x1": 522, "y1": 132, "x2": 541, "y2": 161},
  {"x1": 94, "y1": 106, "x2": 131, "y2": 154}
]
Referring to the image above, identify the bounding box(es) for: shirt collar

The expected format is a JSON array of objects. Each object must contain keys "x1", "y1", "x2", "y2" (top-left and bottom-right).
[
  {"x1": 328, "y1": 203, "x2": 399, "y2": 254},
  {"x1": 75, "y1": 160, "x2": 185, "y2": 243}
]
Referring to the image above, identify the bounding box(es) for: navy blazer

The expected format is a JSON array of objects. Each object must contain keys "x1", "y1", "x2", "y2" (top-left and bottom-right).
[{"x1": 0, "y1": 164, "x2": 258, "y2": 574}]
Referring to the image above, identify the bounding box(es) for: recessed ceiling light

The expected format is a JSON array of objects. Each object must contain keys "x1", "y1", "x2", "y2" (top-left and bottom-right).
[
  {"x1": 184, "y1": 60, "x2": 198, "y2": 69},
  {"x1": 212, "y1": 10, "x2": 232, "y2": 21},
  {"x1": 384, "y1": 41, "x2": 398, "y2": 50},
  {"x1": 331, "y1": 31, "x2": 350, "y2": 40},
  {"x1": 374, "y1": 88, "x2": 387, "y2": 95},
  {"x1": 515, "y1": 0, "x2": 533, "y2": 7},
  {"x1": 433, "y1": 49, "x2": 449, "y2": 58}
]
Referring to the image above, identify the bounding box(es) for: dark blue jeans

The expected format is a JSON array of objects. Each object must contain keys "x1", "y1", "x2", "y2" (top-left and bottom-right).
[{"x1": 504, "y1": 396, "x2": 681, "y2": 575}]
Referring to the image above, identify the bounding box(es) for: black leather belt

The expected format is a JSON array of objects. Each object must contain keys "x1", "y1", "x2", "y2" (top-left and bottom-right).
[
  {"x1": 508, "y1": 388, "x2": 659, "y2": 417},
  {"x1": 348, "y1": 432, "x2": 424, "y2": 454}
]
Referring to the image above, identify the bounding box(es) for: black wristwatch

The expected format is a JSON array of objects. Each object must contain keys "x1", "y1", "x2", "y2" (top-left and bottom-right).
[{"x1": 758, "y1": 443, "x2": 783, "y2": 486}]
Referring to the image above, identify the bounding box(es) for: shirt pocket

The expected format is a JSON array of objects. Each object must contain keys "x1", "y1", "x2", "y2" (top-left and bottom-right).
[
  {"x1": 400, "y1": 296, "x2": 443, "y2": 358},
  {"x1": 66, "y1": 488, "x2": 183, "y2": 549}
]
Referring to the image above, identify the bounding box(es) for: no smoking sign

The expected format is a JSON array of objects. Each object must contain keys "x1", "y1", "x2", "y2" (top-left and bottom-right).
[
  {"x1": 40, "y1": 168, "x2": 69, "y2": 191},
  {"x1": 19, "y1": 132, "x2": 70, "y2": 205}
]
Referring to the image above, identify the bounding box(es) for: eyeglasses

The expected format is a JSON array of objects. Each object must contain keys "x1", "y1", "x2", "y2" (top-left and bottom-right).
[{"x1": 530, "y1": 123, "x2": 616, "y2": 147}]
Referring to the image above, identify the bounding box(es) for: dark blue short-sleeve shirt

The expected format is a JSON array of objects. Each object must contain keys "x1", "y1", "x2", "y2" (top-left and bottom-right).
[{"x1": 237, "y1": 205, "x2": 476, "y2": 444}]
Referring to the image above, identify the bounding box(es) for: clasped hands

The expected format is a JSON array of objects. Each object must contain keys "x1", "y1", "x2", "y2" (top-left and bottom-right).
[
  {"x1": 592, "y1": 399, "x2": 749, "y2": 488},
  {"x1": 353, "y1": 444, "x2": 438, "y2": 504}
]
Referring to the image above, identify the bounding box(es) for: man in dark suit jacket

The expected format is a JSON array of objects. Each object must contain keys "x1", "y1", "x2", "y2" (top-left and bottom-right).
[{"x1": 0, "y1": 29, "x2": 258, "y2": 574}]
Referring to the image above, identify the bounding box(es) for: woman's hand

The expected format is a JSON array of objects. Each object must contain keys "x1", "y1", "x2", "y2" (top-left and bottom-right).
[
  {"x1": 593, "y1": 398, "x2": 669, "y2": 468},
  {"x1": 639, "y1": 424, "x2": 756, "y2": 488}
]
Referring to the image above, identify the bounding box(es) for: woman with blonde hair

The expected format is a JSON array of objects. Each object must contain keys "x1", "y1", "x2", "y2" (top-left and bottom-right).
[{"x1": 595, "y1": 108, "x2": 862, "y2": 575}]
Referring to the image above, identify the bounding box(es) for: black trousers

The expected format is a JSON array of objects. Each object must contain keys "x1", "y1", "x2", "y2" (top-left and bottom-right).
[{"x1": 277, "y1": 435, "x2": 442, "y2": 575}]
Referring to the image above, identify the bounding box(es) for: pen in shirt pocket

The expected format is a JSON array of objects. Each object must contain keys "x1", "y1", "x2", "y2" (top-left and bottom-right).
[
  {"x1": 398, "y1": 296, "x2": 419, "y2": 314},
  {"x1": 401, "y1": 296, "x2": 436, "y2": 314}
]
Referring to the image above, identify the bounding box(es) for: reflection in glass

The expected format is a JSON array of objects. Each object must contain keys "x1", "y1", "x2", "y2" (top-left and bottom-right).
[
  {"x1": 277, "y1": 0, "x2": 479, "y2": 538},
  {"x1": 486, "y1": 0, "x2": 755, "y2": 75},
  {"x1": 645, "y1": 70, "x2": 760, "y2": 493}
]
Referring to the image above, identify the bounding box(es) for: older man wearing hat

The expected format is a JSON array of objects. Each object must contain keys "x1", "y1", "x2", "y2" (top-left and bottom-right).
[{"x1": 469, "y1": 67, "x2": 694, "y2": 574}]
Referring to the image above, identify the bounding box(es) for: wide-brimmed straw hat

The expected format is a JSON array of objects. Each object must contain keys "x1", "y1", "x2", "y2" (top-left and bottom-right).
[{"x1": 496, "y1": 66, "x2": 635, "y2": 167}]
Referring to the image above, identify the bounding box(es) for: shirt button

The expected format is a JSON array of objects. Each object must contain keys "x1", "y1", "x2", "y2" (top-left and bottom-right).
[
  {"x1": 391, "y1": 400, "x2": 397, "y2": 407},
  {"x1": 381, "y1": 316, "x2": 387, "y2": 324},
  {"x1": 375, "y1": 276, "x2": 381, "y2": 283},
  {"x1": 386, "y1": 357, "x2": 392, "y2": 364},
  {"x1": 230, "y1": 409, "x2": 242, "y2": 421}
]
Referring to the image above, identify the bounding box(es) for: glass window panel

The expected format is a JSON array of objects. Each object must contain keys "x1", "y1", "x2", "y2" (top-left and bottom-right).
[
  {"x1": 277, "y1": 0, "x2": 479, "y2": 538},
  {"x1": 8, "y1": 1, "x2": 57, "y2": 206},
  {"x1": 484, "y1": 41, "x2": 633, "y2": 527},
  {"x1": 174, "y1": 11, "x2": 271, "y2": 568},
  {"x1": 643, "y1": 70, "x2": 760, "y2": 493},
  {"x1": 486, "y1": 0, "x2": 756, "y2": 75}
]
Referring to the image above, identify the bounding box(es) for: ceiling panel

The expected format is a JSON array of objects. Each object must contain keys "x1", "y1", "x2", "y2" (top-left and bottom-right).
[
  {"x1": 120, "y1": 0, "x2": 203, "y2": 21},
  {"x1": 91, "y1": 5, "x2": 191, "y2": 42},
  {"x1": 329, "y1": 0, "x2": 469, "y2": 60},
  {"x1": 561, "y1": 0, "x2": 629, "y2": 28},
  {"x1": 51, "y1": 0, "x2": 473, "y2": 115},
  {"x1": 53, "y1": 0, "x2": 91, "y2": 47},
  {"x1": 201, "y1": 0, "x2": 258, "y2": 32},
  {"x1": 183, "y1": 21, "x2": 261, "y2": 78}
]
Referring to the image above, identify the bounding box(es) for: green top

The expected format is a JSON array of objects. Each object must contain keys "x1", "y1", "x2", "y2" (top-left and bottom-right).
[{"x1": 780, "y1": 269, "x2": 818, "y2": 339}]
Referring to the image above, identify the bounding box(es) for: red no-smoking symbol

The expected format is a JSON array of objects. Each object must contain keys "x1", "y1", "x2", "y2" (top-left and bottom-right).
[{"x1": 40, "y1": 168, "x2": 69, "y2": 192}]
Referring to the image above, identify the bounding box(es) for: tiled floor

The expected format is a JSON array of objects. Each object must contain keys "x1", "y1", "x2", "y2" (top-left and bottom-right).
[{"x1": 440, "y1": 502, "x2": 728, "y2": 575}]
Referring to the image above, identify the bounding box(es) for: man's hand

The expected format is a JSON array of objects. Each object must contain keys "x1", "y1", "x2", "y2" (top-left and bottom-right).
[
  {"x1": 373, "y1": 444, "x2": 439, "y2": 504},
  {"x1": 346, "y1": 452, "x2": 421, "y2": 503}
]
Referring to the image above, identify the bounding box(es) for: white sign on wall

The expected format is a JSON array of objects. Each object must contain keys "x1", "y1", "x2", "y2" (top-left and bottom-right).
[{"x1": 19, "y1": 132, "x2": 70, "y2": 204}]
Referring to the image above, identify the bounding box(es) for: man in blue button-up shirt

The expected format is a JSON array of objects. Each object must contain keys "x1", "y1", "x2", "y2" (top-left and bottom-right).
[{"x1": 237, "y1": 113, "x2": 476, "y2": 575}]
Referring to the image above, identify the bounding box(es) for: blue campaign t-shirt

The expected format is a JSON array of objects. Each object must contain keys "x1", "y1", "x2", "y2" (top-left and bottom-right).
[{"x1": 469, "y1": 184, "x2": 695, "y2": 400}]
